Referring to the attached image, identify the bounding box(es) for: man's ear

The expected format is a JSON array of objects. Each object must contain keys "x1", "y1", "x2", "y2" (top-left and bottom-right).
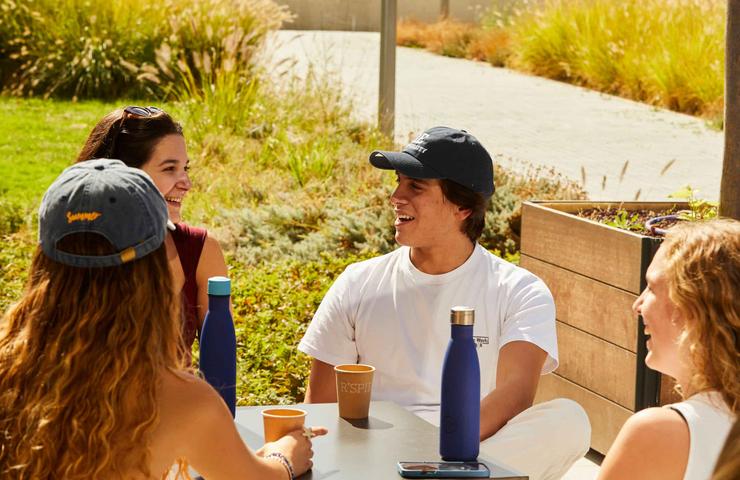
[{"x1": 457, "y1": 206, "x2": 472, "y2": 221}]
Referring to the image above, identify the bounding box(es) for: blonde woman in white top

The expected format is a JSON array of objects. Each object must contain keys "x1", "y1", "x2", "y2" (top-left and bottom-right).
[{"x1": 599, "y1": 219, "x2": 739, "y2": 480}]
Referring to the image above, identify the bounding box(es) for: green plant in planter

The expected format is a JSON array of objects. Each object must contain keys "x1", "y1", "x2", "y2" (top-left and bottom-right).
[
  {"x1": 605, "y1": 209, "x2": 643, "y2": 232},
  {"x1": 668, "y1": 185, "x2": 718, "y2": 221}
]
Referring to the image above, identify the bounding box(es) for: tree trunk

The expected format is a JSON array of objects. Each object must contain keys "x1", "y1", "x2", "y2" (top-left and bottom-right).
[{"x1": 722, "y1": 0, "x2": 740, "y2": 219}]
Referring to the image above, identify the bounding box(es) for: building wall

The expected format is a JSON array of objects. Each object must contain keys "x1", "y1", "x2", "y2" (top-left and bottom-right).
[{"x1": 277, "y1": 0, "x2": 494, "y2": 31}]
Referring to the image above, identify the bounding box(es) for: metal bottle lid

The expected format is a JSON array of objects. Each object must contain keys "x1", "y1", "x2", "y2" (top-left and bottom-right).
[{"x1": 450, "y1": 306, "x2": 475, "y2": 325}]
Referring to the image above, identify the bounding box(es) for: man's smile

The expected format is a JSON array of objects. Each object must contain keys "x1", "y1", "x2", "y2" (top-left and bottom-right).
[{"x1": 395, "y1": 214, "x2": 415, "y2": 226}]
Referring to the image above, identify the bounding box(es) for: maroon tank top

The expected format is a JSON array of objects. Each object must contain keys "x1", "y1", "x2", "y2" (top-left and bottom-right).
[{"x1": 171, "y1": 223, "x2": 207, "y2": 350}]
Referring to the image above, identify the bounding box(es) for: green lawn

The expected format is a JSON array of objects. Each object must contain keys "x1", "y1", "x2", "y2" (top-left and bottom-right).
[{"x1": 0, "y1": 97, "x2": 119, "y2": 205}]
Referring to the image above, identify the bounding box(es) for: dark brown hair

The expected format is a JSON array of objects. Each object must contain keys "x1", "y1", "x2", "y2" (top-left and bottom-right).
[
  {"x1": 76, "y1": 108, "x2": 183, "y2": 167},
  {"x1": 440, "y1": 179, "x2": 490, "y2": 242}
]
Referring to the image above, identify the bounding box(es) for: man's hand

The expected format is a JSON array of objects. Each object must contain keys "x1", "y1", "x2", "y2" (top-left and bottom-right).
[
  {"x1": 479, "y1": 341, "x2": 547, "y2": 440},
  {"x1": 304, "y1": 358, "x2": 338, "y2": 403}
]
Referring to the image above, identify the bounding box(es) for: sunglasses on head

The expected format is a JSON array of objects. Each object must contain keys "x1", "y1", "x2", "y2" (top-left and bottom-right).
[
  {"x1": 123, "y1": 106, "x2": 163, "y2": 117},
  {"x1": 104, "y1": 106, "x2": 166, "y2": 158}
]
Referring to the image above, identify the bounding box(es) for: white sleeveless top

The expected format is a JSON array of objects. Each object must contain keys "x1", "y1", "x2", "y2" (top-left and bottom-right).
[{"x1": 668, "y1": 391, "x2": 735, "y2": 480}]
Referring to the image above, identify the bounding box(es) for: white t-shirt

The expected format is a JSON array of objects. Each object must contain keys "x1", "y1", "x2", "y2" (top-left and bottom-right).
[
  {"x1": 668, "y1": 391, "x2": 735, "y2": 480},
  {"x1": 298, "y1": 244, "x2": 558, "y2": 422}
]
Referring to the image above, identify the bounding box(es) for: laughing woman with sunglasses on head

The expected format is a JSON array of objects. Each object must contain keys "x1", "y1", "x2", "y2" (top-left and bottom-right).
[{"x1": 77, "y1": 107, "x2": 227, "y2": 353}]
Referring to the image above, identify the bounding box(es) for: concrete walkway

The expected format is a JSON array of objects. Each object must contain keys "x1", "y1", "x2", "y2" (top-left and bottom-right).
[{"x1": 264, "y1": 31, "x2": 724, "y2": 201}]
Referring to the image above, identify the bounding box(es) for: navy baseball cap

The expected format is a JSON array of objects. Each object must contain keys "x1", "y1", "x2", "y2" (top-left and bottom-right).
[
  {"x1": 38, "y1": 159, "x2": 168, "y2": 268},
  {"x1": 369, "y1": 126, "x2": 494, "y2": 196}
]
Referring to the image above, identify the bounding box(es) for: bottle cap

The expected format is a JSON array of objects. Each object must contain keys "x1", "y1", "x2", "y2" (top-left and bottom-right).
[
  {"x1": 450, "y1": 306, "x2": 475, "y2": 325},
  {"x1": 207, "y1": 276, "x2": 231, "y2": 296}
]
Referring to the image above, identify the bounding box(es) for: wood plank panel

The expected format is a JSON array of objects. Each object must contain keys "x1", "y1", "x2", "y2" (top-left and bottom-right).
[
  {"x1": 521, "y1": 202, "x2": 653, "y2": 294},
  {"x1": 535, "y1": 373, "x2": 632, "y2": 455},
  {"x1": 556, "y1": 321, "x2": 636, "y2": 410},
  {"x1": 521, "y1": 255, "x2": 638, "y2": 352}
]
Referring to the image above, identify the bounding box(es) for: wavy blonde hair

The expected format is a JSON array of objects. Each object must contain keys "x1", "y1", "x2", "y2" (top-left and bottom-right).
[
  {"x1": 0, "y1": 234, "x2": 187, "y2": 479},
  {"x1": 660, "y1": 219, "x2": 740, "y2": 414}
]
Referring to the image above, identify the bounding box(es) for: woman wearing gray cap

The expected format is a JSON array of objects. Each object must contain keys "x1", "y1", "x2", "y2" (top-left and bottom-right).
[
  {"x1": 0, "y1": 160, "x2": 326, "y2": 479},
  {"x1": 77, "y1": 106, "x2": 226, "y2": 353}
]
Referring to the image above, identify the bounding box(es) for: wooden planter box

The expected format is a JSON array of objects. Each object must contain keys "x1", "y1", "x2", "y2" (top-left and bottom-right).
[{"x1": 520, "y1": 201, "x2": 686, "y2": 455}]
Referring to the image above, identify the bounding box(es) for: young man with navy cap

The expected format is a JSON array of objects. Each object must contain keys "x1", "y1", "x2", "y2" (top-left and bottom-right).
[{"x1": 298, "y1": 127, "x2": 591, "y2": 479}]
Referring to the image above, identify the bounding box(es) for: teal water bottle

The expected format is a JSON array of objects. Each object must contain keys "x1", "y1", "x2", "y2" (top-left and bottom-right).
[
  {"x1": 440, "y1": 306, "x2": 480, "y2": 461},
  {"x1": 199, "y1": 276, "x2": 237, "y2": 417}
]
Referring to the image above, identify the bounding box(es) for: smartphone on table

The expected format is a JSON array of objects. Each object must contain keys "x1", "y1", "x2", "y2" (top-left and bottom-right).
[{"x1": 397, "y1": 461, "x2": 490, "y2": 478}]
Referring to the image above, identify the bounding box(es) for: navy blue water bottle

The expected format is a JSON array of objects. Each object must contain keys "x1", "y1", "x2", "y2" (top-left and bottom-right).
[
  {"x1": 199, "y1": 276, "x2": 237, "y2": 418},
  {"x1": 440, "y1": 306, "x2": 480, "y2": 461}
]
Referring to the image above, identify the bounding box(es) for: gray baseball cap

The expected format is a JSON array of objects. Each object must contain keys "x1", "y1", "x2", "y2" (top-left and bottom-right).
[{"x1": 39, "y1": 159, "x2": 168, "y2": 268}]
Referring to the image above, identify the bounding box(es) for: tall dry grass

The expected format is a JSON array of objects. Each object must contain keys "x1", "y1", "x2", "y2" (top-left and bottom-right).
[
  {"x1": 397, "y1": 0, "x2": 725, "y2": 123},
  {"x1": 398, "y1": 18, "x2": 511, "y2": 66},
  {"x1": 0, "y1": 0, "x2": 290, "y2": 99},
  {"x1": 509, "y1": 0, "x2": 725, "y2": 120}
]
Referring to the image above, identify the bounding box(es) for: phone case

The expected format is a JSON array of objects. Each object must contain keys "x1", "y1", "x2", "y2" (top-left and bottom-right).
[{"x1": 397, "y1": 461, "x2": 490, "y2": 478}]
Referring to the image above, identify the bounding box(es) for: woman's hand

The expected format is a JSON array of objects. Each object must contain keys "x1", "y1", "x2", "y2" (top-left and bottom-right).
[{"x1": 258, "y1": 426, "x2": 328, "y2": 477}]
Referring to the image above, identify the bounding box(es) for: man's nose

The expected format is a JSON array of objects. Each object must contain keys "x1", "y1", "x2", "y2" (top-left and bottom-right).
[
  {"x1": 632, "y1": 293, "x2": 643, "y2": 316},
  {"x1": 391, "y1": 186, "x2": 406, "y2": 205}
]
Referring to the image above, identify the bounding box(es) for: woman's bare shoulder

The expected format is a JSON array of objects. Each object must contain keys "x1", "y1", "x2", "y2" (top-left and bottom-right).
[
  {"x1": 149, "y1": 371, "x2": 237, "y2": 474},
  {"x1": 196, "y1": 232, "x2": 227, "y2": 279},
  {"x1": 626, "y1": 406, "x2": 688, "y2": 432},
  {"x1": 158, "y1": 370, "x2": 226, "y2": 422},
  {"x1": 598, "y1": 407, "x2": 689, "y2": 479}
]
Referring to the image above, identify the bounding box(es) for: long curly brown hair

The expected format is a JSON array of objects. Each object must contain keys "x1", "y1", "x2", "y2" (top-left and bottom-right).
[
  {"x1": 661, "y1": 219, "x2": 740, "y2": 414},
  {"x1": 0, "y1": 233, "x2": 187, "y2": 479}
]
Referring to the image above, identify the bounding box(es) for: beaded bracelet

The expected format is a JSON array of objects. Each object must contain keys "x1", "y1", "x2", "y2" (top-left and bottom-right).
[{"x1": 264, "y1": 452, "x2": 295, "y2": 480}]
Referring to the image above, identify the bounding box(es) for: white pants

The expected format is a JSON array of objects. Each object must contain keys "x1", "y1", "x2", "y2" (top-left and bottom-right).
[{"x1": 479, "y1": 398, "x2": 591, "y2": 480}]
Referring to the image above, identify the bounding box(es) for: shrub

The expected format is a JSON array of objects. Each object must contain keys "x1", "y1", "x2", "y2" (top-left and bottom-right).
[
  {"x1": 0, "y1": 197, "x2": 29, "y2": 237},
  {"x1": 398, "y1": 18, "x2": 507, "y2": 61},
  {"x1": 175, "y1": 65, "x2": 394, "y2": 264},
  {"x1": 481, "y1": 162, "x2": 587, "y2": 259},
  {"x1": 508, "y1": 0, "x2": 724, "y2": 118},
  {"x1": 397, "y1": 0, "x2": 725, "y2": 123},
  {"x1": 466, "y1": 29, "x2": 511, "y2": 66},
  {"x1": 231, "y1": 253, "x2": 374, "y2": 404},
  {"x1": 0, "y1": 90, "x2": 582, "y2": 405},
  {"x1": 0, "y1": 0, "x2": 289, "y2": 99},
  {"x1": 0, "y1": 71, "x2": 586, "y2": 407},
  {"x1": 0, "y1": 229, "x2": 35, "y2": 314}
]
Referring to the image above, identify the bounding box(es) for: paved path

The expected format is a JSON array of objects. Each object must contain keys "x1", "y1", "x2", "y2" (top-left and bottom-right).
[{"x1": 264, "y1": 31, "x2": 723, "y2": 201}]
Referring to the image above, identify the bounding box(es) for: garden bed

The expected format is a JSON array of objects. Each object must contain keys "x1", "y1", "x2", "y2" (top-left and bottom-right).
[{"x1": 576, "y1": 207, "x2": 680, "y2": 237}]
